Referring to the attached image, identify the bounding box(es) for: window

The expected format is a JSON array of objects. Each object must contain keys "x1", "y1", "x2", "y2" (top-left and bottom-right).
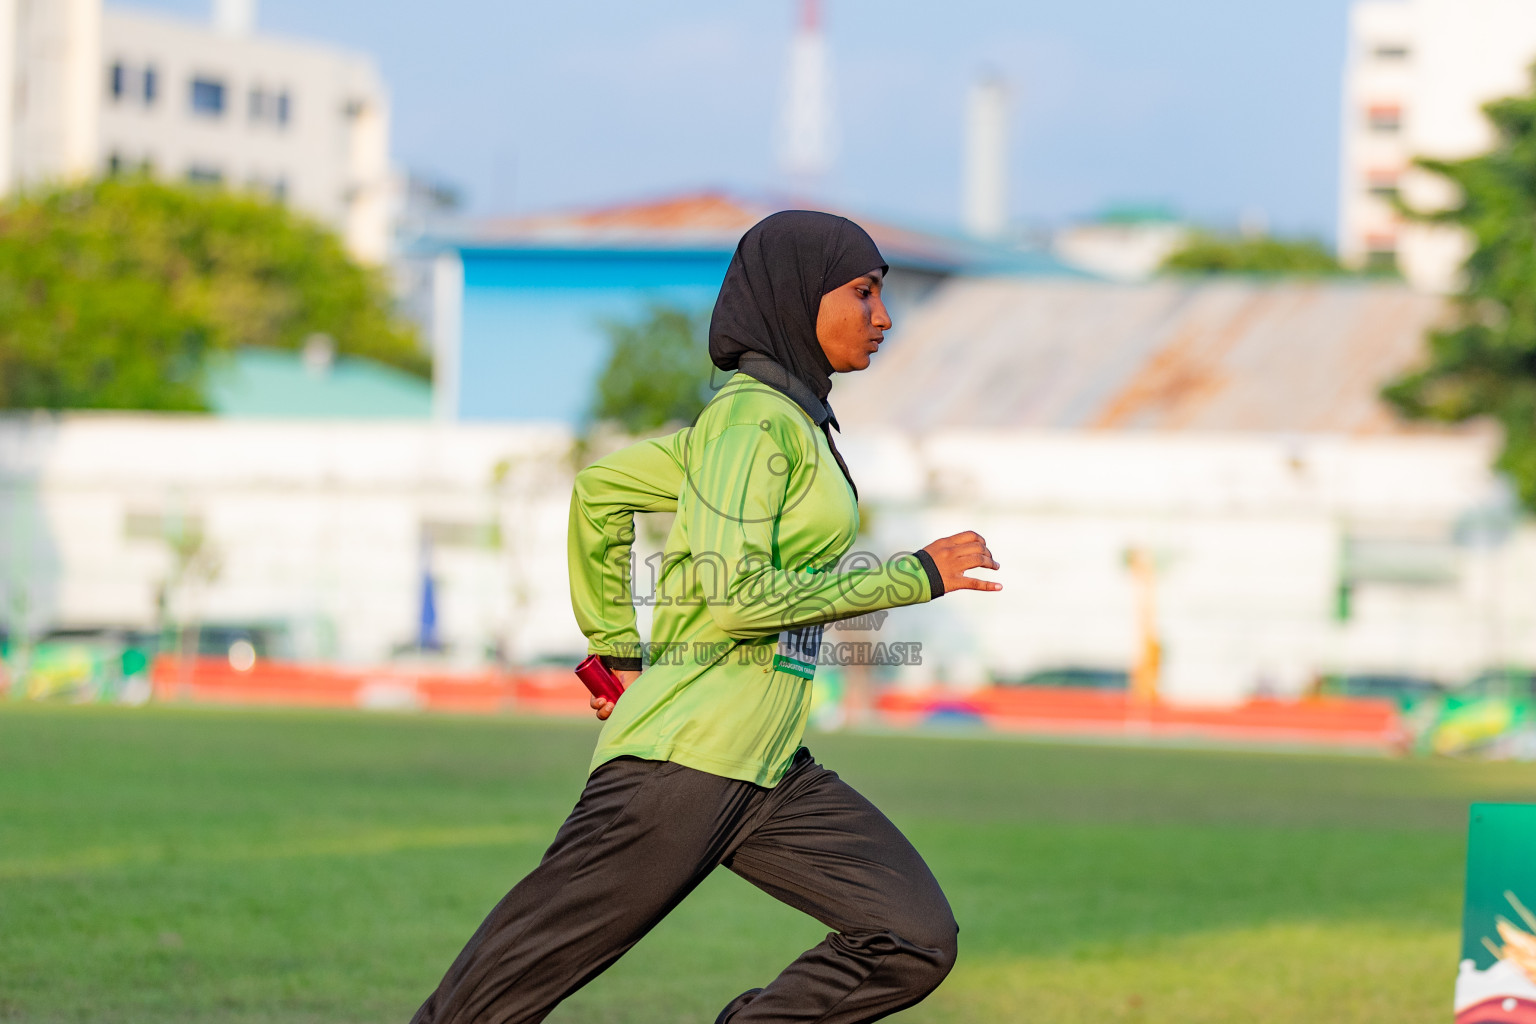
[
  {"x1": 186, "y1": 165, "x2": 223, "y2": 185},
  {"x1": 1366, "y1": 170, "x2": 1400, "y2": 201},
  {"x1": 143, "y1": 66, "x2": 157, "y2": 104},
  {"x1": 1373, "y1": 43, "x2": 1411, "y2": 60},
  {"x1": 109, "y1": 61, "x2": 126, "y2": 100},
  {"x1": 246, "y1": 175, "x2": 287, "y2": 202},
  {"x1": 1366, "y1": 104, "x2": 1402, "y2": 133},
  {"x1": 190, "y1": 77, "x2": 226, "y2": 116},
  {"x1": 1364, "y1": 233, "x2": 1398, "y2": 274},
  {"x1": 1365, "y1": 249, "x2": 1398, "y2": 273},
  {"x1": 247, "y1": 87, "x2": 290, "y2": 125}
]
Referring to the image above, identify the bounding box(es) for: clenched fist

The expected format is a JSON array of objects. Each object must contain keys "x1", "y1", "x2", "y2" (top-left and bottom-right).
[{"x1": 589, "y1": 668, "x2": 640, "y2": 720}]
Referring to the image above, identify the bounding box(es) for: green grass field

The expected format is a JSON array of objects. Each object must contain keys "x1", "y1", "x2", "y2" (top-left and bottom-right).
[{"x1": 3, "y1": 704, "x2": 1532, "y2": 1023}]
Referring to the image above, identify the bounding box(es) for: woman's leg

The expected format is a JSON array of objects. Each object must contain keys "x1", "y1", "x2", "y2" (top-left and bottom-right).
[
  {"x1": 716, "y1": 752, "x2": 958, "y2": 1024},
  {"x1": 410, "y1": 757, "x2": 754, "y2": 1024}
]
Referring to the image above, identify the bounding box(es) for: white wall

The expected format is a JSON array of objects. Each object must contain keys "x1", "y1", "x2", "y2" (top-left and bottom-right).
[
  {"x1": 845, "y1": 427, "x2": 1529, "y2": 703},
  {"x1": 0, "y1": 415, "x2": 581, "y2": 666},
  {"x1": 1, "y1": 415, "x2": 1524, "y2": 703}
]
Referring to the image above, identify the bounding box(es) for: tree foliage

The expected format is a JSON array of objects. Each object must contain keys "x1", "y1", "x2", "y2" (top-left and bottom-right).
[
  {"x1": 1161, "y1": 232, "x2": 1347, "y2": 276},
  {"x1": 589, "y1": 304, "x2": 713, "y2": 435},
  {"x1": 0, "y1": 177, "x2": 426, "y2": 411},
  {"x1": 1383, "y1": 69, "x2": 1536, "y2": 509}
]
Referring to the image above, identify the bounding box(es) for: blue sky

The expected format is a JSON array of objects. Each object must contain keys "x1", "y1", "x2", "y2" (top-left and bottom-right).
[{"x1": 113, "y1": 0, "x2": 1356, "y2": 239}]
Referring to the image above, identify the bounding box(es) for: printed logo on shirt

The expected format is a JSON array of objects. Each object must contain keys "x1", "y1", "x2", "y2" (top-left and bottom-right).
[{"x1": 772, "y1": 624, "x2": 823, "y2": 680}]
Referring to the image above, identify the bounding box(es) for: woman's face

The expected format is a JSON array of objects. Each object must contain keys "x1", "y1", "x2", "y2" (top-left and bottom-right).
[{"x1": 816, "y1": 269, "x2": 892, "y2": 373}]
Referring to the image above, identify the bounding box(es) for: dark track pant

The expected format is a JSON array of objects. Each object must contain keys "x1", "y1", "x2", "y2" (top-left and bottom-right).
[{"x1": 409, "y1": 748, "x2": 958, "y2": 1024}]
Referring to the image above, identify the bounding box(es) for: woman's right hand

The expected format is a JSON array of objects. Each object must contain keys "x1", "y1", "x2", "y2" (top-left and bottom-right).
[
  {"x1": 590, "y1": 669, "x2": 640, "y2": 720},
  {"x1": 921, "y1": 531, "x2": 1003, "y2": 594}
]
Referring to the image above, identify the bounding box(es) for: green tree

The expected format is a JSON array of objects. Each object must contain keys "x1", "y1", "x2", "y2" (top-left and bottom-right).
[
  {"x1": 1383, "y1": 68, "x2": 1536, "y2": 509},
  {"x1": 588, "y1": 304, "x2": 713, "y2": 435},
  {"x1": 1161, "y1": 232, "x2": 1347, "y2": 275},
  {"x1": 0, "y1": 176, "x2": 426, "y2": 411}
]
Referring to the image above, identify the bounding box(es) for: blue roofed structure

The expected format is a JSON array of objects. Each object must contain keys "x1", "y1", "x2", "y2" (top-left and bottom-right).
[
  {"x1": 423, "y1": 191, "x2": 1087, "y2": 425},
  {"x1": 451, "y1": 241, "x2": 732, "y2": 424}
]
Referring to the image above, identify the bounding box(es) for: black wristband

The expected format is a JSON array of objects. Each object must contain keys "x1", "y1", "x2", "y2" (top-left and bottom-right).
[
  {"x1": 599, "y1": 655, "x2": 642, "y2": 672},
  {"x1": 913, "y1": 549, "x2": 946, "y2": 599}
]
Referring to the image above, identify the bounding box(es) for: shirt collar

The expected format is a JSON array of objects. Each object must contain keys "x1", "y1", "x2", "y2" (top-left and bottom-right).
[{"x1": 735, "y1": 352, "x2": 841, "y2": 432}]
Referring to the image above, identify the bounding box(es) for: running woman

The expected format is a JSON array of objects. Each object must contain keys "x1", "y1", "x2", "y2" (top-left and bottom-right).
[{"x1": 409, "y1": 210, "x2": 1002, "y2": 1024}]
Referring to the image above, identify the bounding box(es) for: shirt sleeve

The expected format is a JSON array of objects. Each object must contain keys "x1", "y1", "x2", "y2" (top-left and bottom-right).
[
  {"x1": 682, "y1": 419, "x2": 935, "y2": 641},
  {"x1": 567, "y1": 430, "x2": 688, "y2": 668}
]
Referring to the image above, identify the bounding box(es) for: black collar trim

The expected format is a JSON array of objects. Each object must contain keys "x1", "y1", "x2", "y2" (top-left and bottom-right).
[{"x1": 735, "y1": 352, "x2": 841, "y2": 432}]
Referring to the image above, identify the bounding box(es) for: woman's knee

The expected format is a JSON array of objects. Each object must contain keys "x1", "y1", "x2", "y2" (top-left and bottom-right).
[
  {"x1": 882, "y1": 911, "x2": 958, "y2": 1000},
  {"x1": 913, "y1": 913, "x2": 959, "y2": 985},
  {"x1": 895, "y1": 886, "x2": 958, "y2": 971}
]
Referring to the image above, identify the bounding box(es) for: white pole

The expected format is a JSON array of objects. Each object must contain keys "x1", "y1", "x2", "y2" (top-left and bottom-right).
[
  {"x1": 963, "y1": 74, "x2": 1010, "y2": 238},
  {"x1": 778, "y1": 0, "x2": 834, "y2": 191},
  {"x1": 431, "y1": 251, "x2": 463, "y2": 422}
]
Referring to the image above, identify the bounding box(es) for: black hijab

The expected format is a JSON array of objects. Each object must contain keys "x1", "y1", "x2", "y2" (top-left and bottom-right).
[{"x1": 708, "y1": 211, "x2": 888, "y2": 403}]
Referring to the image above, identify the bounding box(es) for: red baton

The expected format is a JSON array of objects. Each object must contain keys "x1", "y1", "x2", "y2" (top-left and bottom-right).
[{"x1": 575, "y1": 655, "x2": 626, "y2": 705}]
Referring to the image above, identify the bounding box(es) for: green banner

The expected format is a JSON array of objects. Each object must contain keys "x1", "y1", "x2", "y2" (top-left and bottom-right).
[{"x1": 1456, "y1": 803, "x2": 1536, "y2": 1022}]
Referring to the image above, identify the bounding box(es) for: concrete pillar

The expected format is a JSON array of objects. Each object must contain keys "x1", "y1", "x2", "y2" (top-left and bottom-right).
[{"x1": 431, "y1": 252, "x2": 463, "y2": 422}]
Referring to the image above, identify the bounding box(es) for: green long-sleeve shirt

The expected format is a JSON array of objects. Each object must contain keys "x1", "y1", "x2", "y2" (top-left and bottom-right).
[{"x1": 567, "y1": 371, "x2": 939, "y2": 786}]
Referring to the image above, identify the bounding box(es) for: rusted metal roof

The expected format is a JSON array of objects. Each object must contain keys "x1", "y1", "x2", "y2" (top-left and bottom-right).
[
  {"x1": 835, "y1": 277, "x2": 1456, "y2": 434},
  {"x1": 468, "y1": 190, "x2": 1080, "y2": 275},
  {"x1": 477, "y1": 192, "x2": 765, "y2": 242}
]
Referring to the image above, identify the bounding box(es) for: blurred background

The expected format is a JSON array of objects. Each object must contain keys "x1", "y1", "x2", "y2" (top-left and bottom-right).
[
  {"x1": 17, "y1": 4, "x2": 1536, "y2": 1024},
  {"x1": 5, "y1": 0, "x2": 1536, "y2": 757}
]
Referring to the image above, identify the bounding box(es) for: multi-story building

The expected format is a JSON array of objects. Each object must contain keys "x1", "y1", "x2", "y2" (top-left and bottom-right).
[
  {"x1": 1338, "y1": 0, "x2": 1536, "y2": 291},
  {"x1": 0, "y1": 0, "x2": 390, "y2": 261}
]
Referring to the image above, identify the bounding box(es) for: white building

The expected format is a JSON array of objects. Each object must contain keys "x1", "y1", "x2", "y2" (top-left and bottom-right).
[
  {"x1": 1338, "y1": 0, "x2": 1536, "y2": 291},
  {"x1": 1052, "y1": 209, "x2": 1190, "y2": 283},
  {"x1": 0, "y1": 0, "x2": 390, "y2": 261}
]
